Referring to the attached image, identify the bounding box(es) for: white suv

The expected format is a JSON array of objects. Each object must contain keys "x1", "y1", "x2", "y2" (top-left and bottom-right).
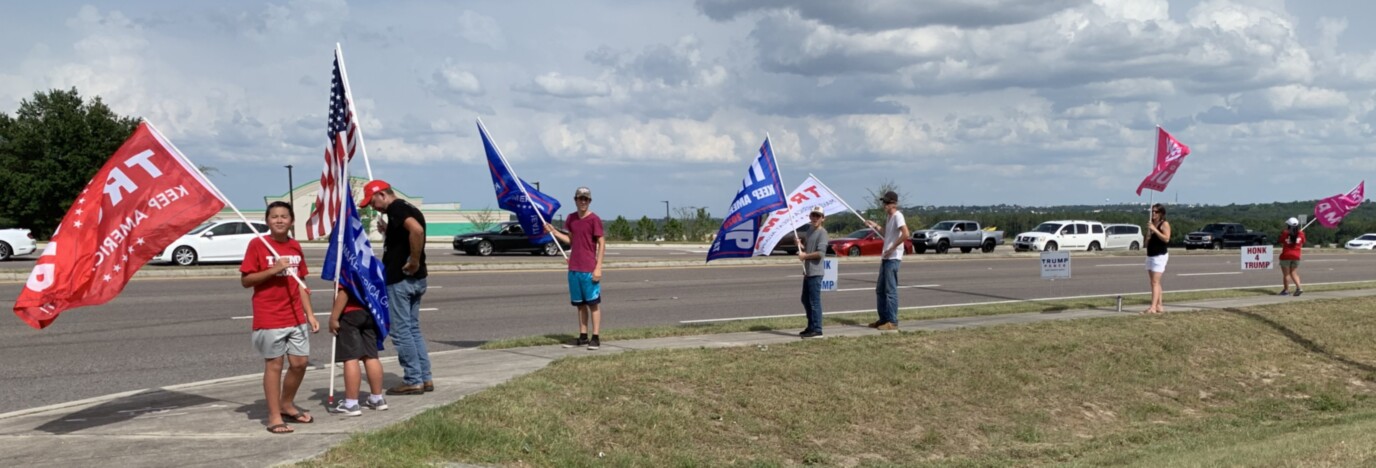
[
  {"x1": 0, "y1": 228, "x2": 38, "y2": 261},
  {"x1": 1014, "y1": 220, "x2": 1106, "y2": 252}
]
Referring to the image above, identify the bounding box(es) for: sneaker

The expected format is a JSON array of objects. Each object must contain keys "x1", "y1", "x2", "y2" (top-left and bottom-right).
[
  {"x1": 562, "y1": 337, "x2": 589, "y2": 348},
  {"x1": 798, "y1": 329, "x2": 814, "y2": 336},
  {"x1": 364, "y1": 398, "x2": 388, "y2": 411},
  {"x1": 1293, "y1": 289, "x2": 1303, "y2": 297},
  {"x1": 867, "y1": 320, "x2": 883, "y2": 328},
  {"x1": 876, "y1": 322, "x2": 898, "y2": 331},
  {"x1": 385, "y1": 383, "x2": 424, "y2": 395},
  {"x1": 800, "y1": 330, "x2": 823, "y2": 338},
  {"x1": 423, "y1": 381, "x2": 434, "y2": 392},
  {"x1": 331, "y1": 401, "x2": 362, "y2": 417},
  {"x1": 1277, "y1": 290, "x2": 1290, "y2": 296},
  {"x1": 588, "y1": 336, "x2": 601, "y2": 350}
]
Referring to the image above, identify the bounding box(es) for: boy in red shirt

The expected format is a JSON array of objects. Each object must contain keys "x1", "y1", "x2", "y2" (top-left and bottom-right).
[
  {"x1": 328, "y1": 281, "x2": 388, "y2": 416},
  {"x1": 546, "y1": 187, "x2": 605, "y2": 350},
  {"x1": 240, "y1": 201, "x2": 319, "y2": 434},
  {"x1": 1278, "y1": 217, "x2": 1306, "y2": 296}
]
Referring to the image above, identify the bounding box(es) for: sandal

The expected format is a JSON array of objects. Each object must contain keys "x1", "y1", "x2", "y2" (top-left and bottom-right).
[
  {"x1": 266, "y1": 423, "x2": 294, "y2": 434},
  {"x1": 281, "y1": 411, "x2": 313, "y2": 424}
]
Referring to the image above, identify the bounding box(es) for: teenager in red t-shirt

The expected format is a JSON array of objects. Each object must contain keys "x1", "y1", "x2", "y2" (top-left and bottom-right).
[
  {"x1": 240, "y1": 201, "x2": 318, "y2": 434},
  {"x1": 1278, "y1": 217, "x2": 1306, "y2": 296},
  {"x1": 545, "y1": 187, "x2": 605, "y2": 350}
]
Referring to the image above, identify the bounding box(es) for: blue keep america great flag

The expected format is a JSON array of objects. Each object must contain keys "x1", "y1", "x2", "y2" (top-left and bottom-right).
[
  {"x1": 707, "y1": 137, "x2": 788, "y2": 262},
  {"x1": 477, "y1": 120, "x2": 561, "y2": 244},
  {"x1": 322, "y1": 190, "x2": 390, "y2": 349}
]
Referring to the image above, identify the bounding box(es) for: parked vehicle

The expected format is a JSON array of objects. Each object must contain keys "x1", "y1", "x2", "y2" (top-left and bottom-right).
[
  {"x1": 771, "y1": 224, "x2": 815, "y2": 255},
  {"x1": 453, "y1": 221, "x2": 570, "y2": 256},
  {"x1": 1345, "y1": 233, "x2": 1376, "y2": 250},
  {"x1": 910, "y1": 220, "x2": 1004, "y2": 254},
  {"x1": 1183, "y1": 223, "x2": 1268, "y2": 250},
  {"x1": 0, "y1": 228, "x2": 38, "y2": 261},
  {"x1": 827, "y1": 228, "x2": 914, "y2": 257},
  {"x1": 1013, "y1": 220, "x2": 1106, "y2": 252},
  {"x1": 1103, "y1": 224, "x2": 1144, "y2": 251},
  {"x1": 155, "y1": 219, "x2": 271, "y2": 266}
]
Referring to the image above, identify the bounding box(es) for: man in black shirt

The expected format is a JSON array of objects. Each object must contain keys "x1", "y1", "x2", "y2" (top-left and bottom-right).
[{"x1": 359, "y1": 180, "x2": 433, "y2": 395}]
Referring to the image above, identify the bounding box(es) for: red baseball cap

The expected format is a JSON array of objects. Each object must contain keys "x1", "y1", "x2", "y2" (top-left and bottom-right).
[{"x1": 359, "y1": 180, "x2": 390, "y2": 207}]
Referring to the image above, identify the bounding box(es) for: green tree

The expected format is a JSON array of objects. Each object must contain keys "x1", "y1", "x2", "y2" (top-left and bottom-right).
[
  {"x1": 663, "y1": 218, "x2": 684, "y2": 241},
  {"x1": 468, "y1": 207, "x2": 501, "y2": 233},
  {"x1": 607, "y1": 215, "x2": 634, "y2": 241},
  {"x1": 0, "y1": 88, "x2": 139, "y2": 238},
  {"x1": 636, "y1": 216, "x2": 657, "y2": 241}
]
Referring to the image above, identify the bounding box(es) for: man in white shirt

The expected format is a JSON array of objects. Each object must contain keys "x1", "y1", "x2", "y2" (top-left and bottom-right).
[{"x1": 864, "y1": 191, "x2": 910, "y2": 330}]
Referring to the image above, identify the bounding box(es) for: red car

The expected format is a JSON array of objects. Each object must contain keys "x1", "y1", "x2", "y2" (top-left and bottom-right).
[{"x1": 828, "y1": 229, "x2": 914, "y2": 257}]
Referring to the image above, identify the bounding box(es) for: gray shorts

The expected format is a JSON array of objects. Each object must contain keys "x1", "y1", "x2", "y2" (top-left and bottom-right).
[
  {"x1": 1279, "y1": 259, "x2": 1301, "y2": 269},
  {"x1": 252, "y1": 324, "x2": 310, "y2": 359}
]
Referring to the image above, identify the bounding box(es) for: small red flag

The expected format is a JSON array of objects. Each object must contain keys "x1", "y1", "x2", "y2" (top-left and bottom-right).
[
  {"x1": 1136, "y1": 127, "x2": 1192, "y2": 196},
  {"x1": 1314, "y1": 181, "x2": 1365, "y2": 228},
  {"x1": 13, "y1": 122, "x2": 226, "y2": 329}
]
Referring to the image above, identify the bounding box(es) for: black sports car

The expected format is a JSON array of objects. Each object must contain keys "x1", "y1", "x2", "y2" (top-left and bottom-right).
[{"x1": 453, "y1": 221, "x2": 571, "y2": 256}]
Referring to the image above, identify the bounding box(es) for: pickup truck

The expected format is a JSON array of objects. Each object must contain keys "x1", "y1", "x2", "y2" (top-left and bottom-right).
[
  {"x1": 1183, "y1": 223, "x2": 1268, "y2": 250},
  {"x1": 910, "y1": 220, "x2": 1005, "y2": 254}
]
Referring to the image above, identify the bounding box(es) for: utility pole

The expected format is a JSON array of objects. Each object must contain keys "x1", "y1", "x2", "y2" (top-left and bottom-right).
[{"x1": 285, "y1": 164, "x2": 295, "y2": 238}]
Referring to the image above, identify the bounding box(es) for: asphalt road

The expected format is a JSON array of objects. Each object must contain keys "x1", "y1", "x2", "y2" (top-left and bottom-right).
[{"x1": 1, "y1": 251, "x2": 1373, "y2": 412}]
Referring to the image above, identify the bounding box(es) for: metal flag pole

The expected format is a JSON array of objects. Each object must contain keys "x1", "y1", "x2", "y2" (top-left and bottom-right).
[
  {"x1": 808, "y1": 173, "x2": 870, "y2": 226},
  {"x1": 145, "y1": 121, "x2": 311, "y2": 293},
  {"x1": 476, "y1": 118, "x2": 568, "y2": 259},
  {"x1": 326, "y1": 135, "x2": 349, "y2": 408},
  {"x1": 335, "y1": 43, "x2": 373, "y2": 181},
  {"x1": 765, "y1": 134, "x2": 804, "y2": 272}
]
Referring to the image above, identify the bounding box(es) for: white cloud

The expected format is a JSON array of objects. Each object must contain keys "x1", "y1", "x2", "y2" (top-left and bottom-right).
[
  {"x1": 457, "y1": 10, "x2": 506, "y2": 49},
  {"x1": 517, "y1": 72, "x2": 612, "y2": 98}
]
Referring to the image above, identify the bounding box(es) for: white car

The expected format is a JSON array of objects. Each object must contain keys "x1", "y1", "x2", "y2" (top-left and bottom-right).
[
  {"x1": 1104, "y1": 224, "x2": 1145, "y2": 251},
  {"x1": 0, "y1": 228, "x2": 38, "y2": 261},
  {"x1": 154, "y1": 219, "x2": 271, "y2": 266},
  {"x1": 1345, "y1": 233, "x2": 1376, "y2": 250},
  {"x1": 1013, "y1": 220, "x2": 1106, "y2": 252}
]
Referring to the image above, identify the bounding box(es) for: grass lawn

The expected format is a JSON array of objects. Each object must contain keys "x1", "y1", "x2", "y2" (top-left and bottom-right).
[{"x1": 306, "y1": 295, "x2": 1376, "y2": 467}]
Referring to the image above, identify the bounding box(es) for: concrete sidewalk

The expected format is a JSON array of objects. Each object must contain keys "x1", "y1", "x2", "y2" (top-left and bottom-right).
[{"x1": 2, "y1": 288, "x2": 1372, "y2": 467}]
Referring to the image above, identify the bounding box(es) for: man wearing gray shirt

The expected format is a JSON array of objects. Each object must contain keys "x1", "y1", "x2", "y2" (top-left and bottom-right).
[{"x1": 796, "y1": 206, "x2": 830, "y2": 338}]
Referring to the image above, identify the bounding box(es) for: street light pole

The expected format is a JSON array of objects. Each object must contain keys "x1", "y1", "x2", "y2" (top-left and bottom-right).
[
  {"x1": 285, "y1": 164, "x2": 295, "y2": 238},
  {"x1": 534, "y1": 181, "x2": 540, "y2": 192},
  {"x1": 662, "y1": 200, "x2": 669, "y2": 219}
]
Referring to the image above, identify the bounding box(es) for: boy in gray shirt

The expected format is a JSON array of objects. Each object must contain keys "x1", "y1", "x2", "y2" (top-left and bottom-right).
[{"x1": 796, "y1": 206, "x2": 830, "y2": 338}]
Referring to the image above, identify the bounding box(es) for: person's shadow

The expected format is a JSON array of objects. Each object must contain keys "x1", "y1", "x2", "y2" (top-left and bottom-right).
[{"x1": 1206, "y1": 305, "x2": 1376, "y2": 374}]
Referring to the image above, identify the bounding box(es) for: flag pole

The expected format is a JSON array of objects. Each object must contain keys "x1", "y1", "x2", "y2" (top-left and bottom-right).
[
  {"x1": 327, "y1": 135, "x2": 349, "y2": 407},
  {"x1": 476, "y1": 118, "x2": 568, "y2": 259},
  {"x1": 766, "y1": 134, "x2": 804, "y2": 271},
  {"x1": 144, "y1": 120, "x2": 311, "y2": 293},
  {"x1": 808, "y1": 173, "x2": 870, "y2": 224},
  {"x1": 336, "y1": 43, "x2": 373, "y2": 180}
]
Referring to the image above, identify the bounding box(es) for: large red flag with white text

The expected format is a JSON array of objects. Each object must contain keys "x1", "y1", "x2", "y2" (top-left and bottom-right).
[
  {"x1": 1136, "y1": 127, "x2": 1192, "y2": 196},
  {"x1": 13, "y1": 122, "x2": 226, "y2": 329},
  {"x1": 1314, "y1": 181, "x2": 1365, "y2": 228}
]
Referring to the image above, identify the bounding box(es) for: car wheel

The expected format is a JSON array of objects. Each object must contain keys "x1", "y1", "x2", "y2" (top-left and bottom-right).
[
  {"x1": 1044, "y1": 242, "x2": 1058, "y2": 252},
  {"x1": 981, "y1": 239, "x2": 995, "y2": 253},
  {"x1": 847, "y1": 246, "x2": 861, "y2": 257},
  {"x1": 173, "y1": 246, "x2": 198, "y2": 266},
  {"x1": 960, "y1": 247, "x2": 973, "y2": 254},
  {"x1": 1213, "y1": 240, "x2": 1223, "y2": 250},
  {"x1": 544, "y1": 242, "x2": 560, "y2": 256},
  {"x1": 476, "y1": 240, "x2": 494, "y2": 256},
  {"x1": 935, "y1": 240, "x2": 950, "y2": 254},
  {"x1": 914, "y1": 244, "x2": 927, "y2": 254},
  {"x1": 1130, "y1": 241, "x2": 1140, "y2": 251},
  {"x1": 0, "y1": 241, "x2": 11, "y2": 261},
  {"x1": 1088, "y1": 241, "x2": 1101, "y2": 252}
]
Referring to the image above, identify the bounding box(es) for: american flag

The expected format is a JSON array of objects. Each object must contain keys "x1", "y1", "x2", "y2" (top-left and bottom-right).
[{"x1": 304, "y1": 49, "x2": 360, "y2": 240}]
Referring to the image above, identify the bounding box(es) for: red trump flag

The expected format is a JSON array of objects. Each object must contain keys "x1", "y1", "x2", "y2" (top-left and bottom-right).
[
  {"x1": 1314, "y1": 181, "x2": 1365, "y2": 228},
  {"x1": 13, "y1": 122, "x2": 226, "y2": 329},
  {"x1": 1136, "y1": 127, "x2": 1192, "y2": 196}
]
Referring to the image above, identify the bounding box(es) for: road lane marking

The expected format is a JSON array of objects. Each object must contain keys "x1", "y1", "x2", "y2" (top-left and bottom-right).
[
  {"x1": 1177, "y1": 272, "x2": 1242, "y2": 277},
  {"x1": 1095, "y1": 263, "x2": 1141, "y2": 267},
  {"x1": 232, "y1": 309, "x2": 438, "y2": 319},
  {"x1": 1304, "y1": 259, "x2": 1349, "y2": 263},
  {"x1": 786, "y1": 272, "x2": 871, "y2": 278},
  {"x1": 677, "y1": 280, "x2": 1375, "y2": 324},
  {"x1": 420, "y1": 308, "x2": 438, "y2": 311},
  {"x1": 835, "y1": 284, "x2": 940, "y2": 292}
]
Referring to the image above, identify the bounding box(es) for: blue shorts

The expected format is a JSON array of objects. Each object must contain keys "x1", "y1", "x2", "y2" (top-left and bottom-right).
[{"x1": 568, "y1": 271, "x2": 602, "y2": 306}]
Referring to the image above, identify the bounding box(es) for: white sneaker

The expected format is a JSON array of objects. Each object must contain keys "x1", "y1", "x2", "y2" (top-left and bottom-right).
[
  {"x1": 364, "y1": 397, "x2": 388, "y2": 411},
  {"x1": 332, "y1": 401, "x2": 362, "y2": 416}
]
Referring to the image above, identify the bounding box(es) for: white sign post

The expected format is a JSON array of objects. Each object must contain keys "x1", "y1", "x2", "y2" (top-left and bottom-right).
[
  {"x1": 821, "y1": 258, "x2": 838, "y2": 292},
  {"x1": 1241, "y1": 245, "x2": 1274, "y2": 270},
  {"x1": 1040, "y1": 251, "x2": 1072, "y2": 279}
]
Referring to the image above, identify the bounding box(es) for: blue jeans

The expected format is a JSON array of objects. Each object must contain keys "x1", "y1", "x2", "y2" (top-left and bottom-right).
[
  {"x1": 875, "y1": 260, "x2": 901, "y2": 324},
  {"x1": 802, "y1": 276, "x2": 823, "y2": 332},
  {"x1": 387, "y1": 278, "x2": 431, "y2": 385}
]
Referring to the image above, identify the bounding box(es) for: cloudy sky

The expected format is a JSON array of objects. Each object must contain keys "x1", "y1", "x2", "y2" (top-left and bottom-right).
[{"x1": 3, "y1": 0, "x2": 1374, "y2": 219}]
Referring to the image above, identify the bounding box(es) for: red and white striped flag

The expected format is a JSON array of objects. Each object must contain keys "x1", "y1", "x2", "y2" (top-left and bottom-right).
[{"x1": 304, "y1": 46, "x2": 363, "y2": 240}]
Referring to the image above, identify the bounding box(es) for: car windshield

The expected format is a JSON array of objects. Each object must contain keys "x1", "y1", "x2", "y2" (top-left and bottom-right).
[
  {"x1": 844, "y1": 229, "x2": 873, "y2": 239},
  {"x1": 1200, "y1": 224, "x2": 1226, "y2": 231},
  {"x1": 487, "y1": 224, "x2": 509, "y2": 233},
  {"x1": 930, "y1": 222, "x2": 956, "y2": 231},
  {"x1": 186, "y1": 221, "x2": 215, "y2": 235},
  {"x1": 1031, "y1": 223, "x2": 1062, "y2": 234},
  {"x1": 1359, "y1": 235, "x2": 1376, "y2": 241}
]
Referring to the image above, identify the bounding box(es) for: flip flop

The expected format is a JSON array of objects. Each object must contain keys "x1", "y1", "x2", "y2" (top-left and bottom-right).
[
  {"x1": 281, "y1": 411, "x2": 313, "y2": 424},
  {"x1": 266, "y1": 423, "x2": 294, "y2": 434}
]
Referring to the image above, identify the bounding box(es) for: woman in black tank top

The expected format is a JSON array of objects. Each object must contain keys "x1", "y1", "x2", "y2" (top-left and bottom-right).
[{"x1": 1144, "y1": 204, "x2": 1172, "y2": 314}]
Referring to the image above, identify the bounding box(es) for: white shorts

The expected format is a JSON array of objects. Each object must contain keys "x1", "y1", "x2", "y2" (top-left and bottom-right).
[
  {"x1": 251, "y1": 324, "x2": 311, "y2": 359},
  {"x1": 1146, "y1": 254, "x2": 1169, "y2": 273}
]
